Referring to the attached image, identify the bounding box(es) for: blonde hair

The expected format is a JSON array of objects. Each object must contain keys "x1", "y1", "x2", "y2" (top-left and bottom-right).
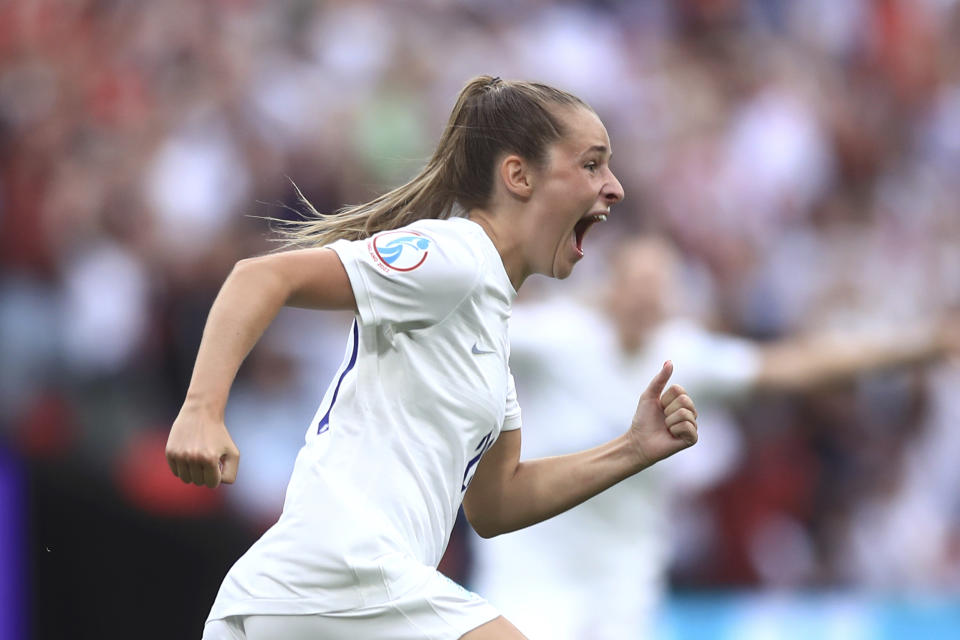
[{"x1": 274, "y1": 75, "x2": 590, "y2": 249}]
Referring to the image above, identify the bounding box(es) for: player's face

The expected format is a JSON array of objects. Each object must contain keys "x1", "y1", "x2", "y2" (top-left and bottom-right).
[
  {"x1": 528, "y1": 107, "x2": 624, "y2": 280},
  {"x1": 607, "y1": 239, "x2": 677, "y2": 342}
]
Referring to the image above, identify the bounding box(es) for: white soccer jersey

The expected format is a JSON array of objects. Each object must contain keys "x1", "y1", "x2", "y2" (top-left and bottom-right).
[
  {"x1": 471, "y1": 297, "x2": 760, "y2": 640},
  {"x1": 207, "y1": 216, "x2": 520, "y2": 621}
]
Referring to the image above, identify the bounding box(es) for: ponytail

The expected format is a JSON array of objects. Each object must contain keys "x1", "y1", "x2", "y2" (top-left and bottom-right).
[{"x1": 274, "y1": 75, "x2": 589, "y2": 249}]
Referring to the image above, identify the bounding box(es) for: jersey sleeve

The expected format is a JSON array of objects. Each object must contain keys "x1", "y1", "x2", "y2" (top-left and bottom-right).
[
  {"x1": 328, "y1": 227, "x2": 480, "y2": 331},
  {"x1": 501, "y1": 370, "x2": 522, "y2": 431},
  {"x1": 660, "y1": 321, "x2": 762, "y2": 400}
]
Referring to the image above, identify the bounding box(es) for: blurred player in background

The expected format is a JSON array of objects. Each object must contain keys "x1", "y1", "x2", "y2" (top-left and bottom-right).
[
  {"x1": 165, "y1": 77, "x2": 699, "y2": 640},
  {"x1": 471, "y1": 235, "x2": 960, "y2": 639}
]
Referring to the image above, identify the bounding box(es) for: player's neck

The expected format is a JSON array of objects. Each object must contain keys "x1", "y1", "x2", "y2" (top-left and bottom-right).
[{"x1": 466, "y1": 208, "x2": 528, "y2": 291}]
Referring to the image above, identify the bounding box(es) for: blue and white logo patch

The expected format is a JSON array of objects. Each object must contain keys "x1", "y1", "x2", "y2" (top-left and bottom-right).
[{"x1": 369, "y1": 230, "x2": 432, "y2": 272}]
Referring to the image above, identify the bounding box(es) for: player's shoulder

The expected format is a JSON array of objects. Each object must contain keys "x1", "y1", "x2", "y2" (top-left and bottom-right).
[
  {"x1": 360, "y1": 217, "x2": 474, "y2": 266},
  {"x1": 513, "y1": 295, "x2": 608, "y2": 335},
  {"x1": 406, "y1": 217, "x2": 486, "y2": 257},
  {"x1": 653, "y1": 317, "x2": 717, "y2": 346},
  {"x1": 393, "y1": 217, "x2": 488, "y2": 278},
  {"x1": 362, "y1": 218, "x2": 486, "y2": 302}
]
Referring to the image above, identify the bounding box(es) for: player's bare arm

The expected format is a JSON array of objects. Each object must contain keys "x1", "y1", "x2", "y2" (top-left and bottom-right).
[
  {"x1": 463, "y1": 361, "x2": 697, "y2": 538},
  {"x1": 755, "y1": 313, "x2": 960, "y2": 393},
  {"x1": 165, "y1": 248, "x2": 356, "y2": 488}
]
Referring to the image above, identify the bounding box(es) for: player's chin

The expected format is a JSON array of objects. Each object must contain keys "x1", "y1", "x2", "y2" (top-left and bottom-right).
[{"x1": 551, "y1": 251, "x2": 582, "y2": 279}]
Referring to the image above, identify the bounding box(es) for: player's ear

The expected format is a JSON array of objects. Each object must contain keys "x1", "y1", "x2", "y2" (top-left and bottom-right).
[{"x1": 499, "y1": 154, "x2": 533, "y2": 199}]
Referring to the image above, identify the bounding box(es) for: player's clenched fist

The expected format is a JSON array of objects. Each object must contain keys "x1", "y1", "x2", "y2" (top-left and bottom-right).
[
  {"x1": 165, "y1": 407, "x2": 240, "y2": 489},
  {"x1": 627, "y1": 361, "x2": 698, "y2": 468}
]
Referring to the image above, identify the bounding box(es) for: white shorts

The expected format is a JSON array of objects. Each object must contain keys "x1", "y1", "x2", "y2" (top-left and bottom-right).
[{"x1": 201, "y1": 570, "x2": 499, "y2": 640}]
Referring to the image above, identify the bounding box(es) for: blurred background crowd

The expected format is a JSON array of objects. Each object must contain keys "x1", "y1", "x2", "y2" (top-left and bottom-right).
[{"x1": 2, "y1": 0, "x2": 960, "y2": 638}]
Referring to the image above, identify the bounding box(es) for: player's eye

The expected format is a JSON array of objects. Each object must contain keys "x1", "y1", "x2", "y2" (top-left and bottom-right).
[{"x1": 584, "y1": 161, "x2": 598, "y2": 173}]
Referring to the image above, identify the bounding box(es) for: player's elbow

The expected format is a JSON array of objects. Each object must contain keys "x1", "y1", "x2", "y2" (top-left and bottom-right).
[
  {"x1": 463, "y1": 500, "x2": 507, "y2": 539},
  {"x1": 233, "y1": 255, "x2": 265, "y2": 271},
  {"x1": 230, "y1": 256, "x2": 270, "y2": 283},
  {"x1": 228, "y1": 256, "x2": 294, "y2": 301},
  {"x1": 466, "y1": 514, "x2": 503, "y2": 539}
]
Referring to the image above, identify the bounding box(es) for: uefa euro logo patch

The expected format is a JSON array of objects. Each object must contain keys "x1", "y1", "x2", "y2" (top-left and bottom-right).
[{"x1": 368, "y1": 230, "x2": 432, "y2": 273}]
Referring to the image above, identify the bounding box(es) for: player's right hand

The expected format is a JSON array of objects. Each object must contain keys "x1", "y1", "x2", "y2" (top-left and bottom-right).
[
  {"x1": 165, "y1": 406, "x2": 240, "y2": 488},
  {"x1": 626, "y1": 360, "x2": 698, "y2": 468}
]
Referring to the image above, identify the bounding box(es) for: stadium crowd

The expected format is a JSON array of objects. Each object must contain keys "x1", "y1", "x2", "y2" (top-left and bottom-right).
[{"x1": 3, "y1": 0, "x2": 960, "y2": 624}]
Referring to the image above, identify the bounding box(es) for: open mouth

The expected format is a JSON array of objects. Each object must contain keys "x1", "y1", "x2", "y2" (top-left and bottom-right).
[{"x1": 574, "y1": 212, "x2": 608, "y2": 256}]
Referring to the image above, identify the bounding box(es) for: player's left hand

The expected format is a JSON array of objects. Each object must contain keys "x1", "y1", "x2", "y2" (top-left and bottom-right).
[{"x1": 627, "y1": 360, "x2": 698, "y2": 468}]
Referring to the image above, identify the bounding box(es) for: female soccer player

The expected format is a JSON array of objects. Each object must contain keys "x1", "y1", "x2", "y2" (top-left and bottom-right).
[{"x1": 165, "y1": 75, "x2": 699, "y2": 640}]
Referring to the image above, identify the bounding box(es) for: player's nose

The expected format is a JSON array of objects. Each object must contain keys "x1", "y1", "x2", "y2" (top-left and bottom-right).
[{"x1": 603, "y1": 169, "x2": 624, "y2": 205}]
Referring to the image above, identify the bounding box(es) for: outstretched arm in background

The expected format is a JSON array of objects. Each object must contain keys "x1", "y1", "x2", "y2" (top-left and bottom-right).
[
  {"x1": 463, "y1": 361, "x2": 698, "y2": 538},
  {"x1": 165, "y1": 248, "x2": 356, "y2": 488},
  {"x1": 755, "y1": 316, "x2": 960, "y2": 393}
]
